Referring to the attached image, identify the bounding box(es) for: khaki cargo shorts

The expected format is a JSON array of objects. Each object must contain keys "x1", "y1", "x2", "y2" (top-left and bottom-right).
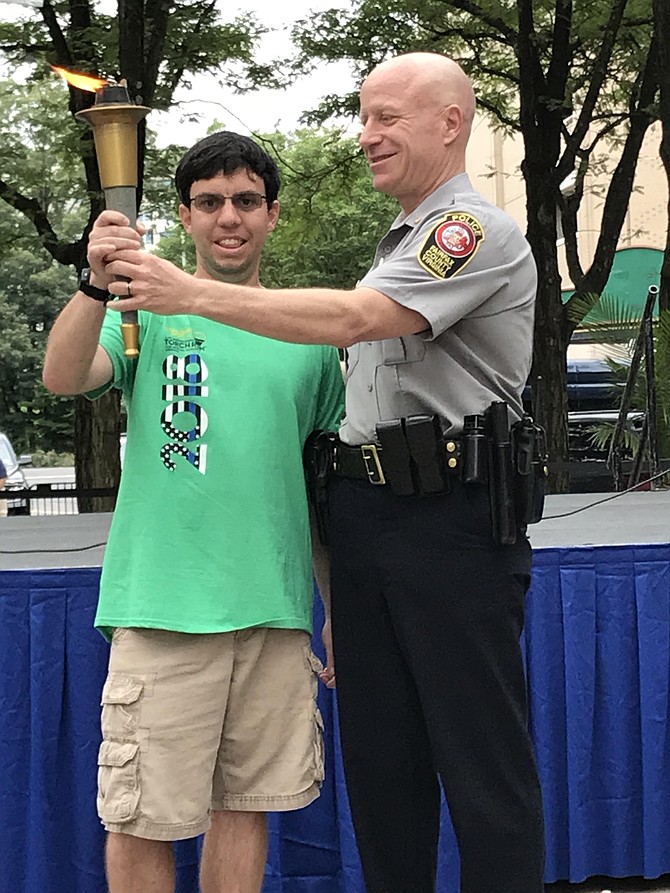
[{"x1": 97, "y1": 627, "x2": 325, "y2": 841}]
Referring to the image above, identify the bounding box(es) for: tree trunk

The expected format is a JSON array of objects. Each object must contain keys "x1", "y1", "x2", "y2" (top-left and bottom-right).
[
  {"x1": 516, "y1": 0, "x2": 571, "y2": 492},
  {"x1": 520, "y1": 122, "x2": 571, "y2": 491},
  {"x1": 74, "y1": 392, "x2": 121, "y2": 513},
  {"x1": 526, "y1": 212, "x2": 571, "y2": 493}
]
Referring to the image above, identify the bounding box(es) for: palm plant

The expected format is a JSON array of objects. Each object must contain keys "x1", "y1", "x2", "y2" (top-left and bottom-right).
[{"x1": 568, "y1": 292, "x2": 670, "y2": 483}]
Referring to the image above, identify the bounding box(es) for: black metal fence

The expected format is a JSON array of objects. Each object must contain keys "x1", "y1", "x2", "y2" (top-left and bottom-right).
[
  {"x1": 1, "y1": 460, "x2": 668, "y2": 517},
  {"x1": 0, "y1": 484, "x2": 118, "y2": 516}
]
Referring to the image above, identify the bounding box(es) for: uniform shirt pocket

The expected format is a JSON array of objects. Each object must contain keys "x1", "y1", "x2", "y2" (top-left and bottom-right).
[
  {"x1": 375, "y1": 337, "x2": 427, "y2": 419},
  {"x1": 379, "y1": 337, "x2": 426, "y2": 366}
]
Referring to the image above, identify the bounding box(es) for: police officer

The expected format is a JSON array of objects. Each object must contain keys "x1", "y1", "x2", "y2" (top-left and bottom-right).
[{"x1": 100, "y1": 52, "x2": 546, "y2": 893}]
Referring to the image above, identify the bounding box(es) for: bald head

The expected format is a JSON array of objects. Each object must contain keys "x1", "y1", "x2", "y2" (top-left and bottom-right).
[
  {"x1": 358, "y1": 53, "x2": 477, "y2": 212},
  {"x1": 364, "y1": 53, "x2": 476, "y2": 134}
]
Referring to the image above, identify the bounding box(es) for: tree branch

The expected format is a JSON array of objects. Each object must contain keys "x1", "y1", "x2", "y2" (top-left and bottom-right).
[
  {"x1": 476, "y1": 98, "x2": 519, "y2": 131},
  {"x1": 40, "y1": 0, "x2": 72, "y2": 65},
  {"x1": 565, "y1": 27, "x2": 659, "y2": 331},
  {"x1": 143, "y1": 0, "x2": 172, "y2": 107},
  {"x1": 566, "y1": 0, "x2": 630, "y2": 170},
  {"x1": 0, "y1": 178, "x2": 84, "y2": 267},
  {"x1": 435, "y1": 0, "x2": 515, "y2": 41},
  {"x1": 546, "y1": 0, "x2": 571, "y2": 103}
]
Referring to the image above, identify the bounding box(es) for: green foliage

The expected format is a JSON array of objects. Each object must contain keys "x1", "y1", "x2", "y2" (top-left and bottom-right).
[
  {"x1": 0, "y1": 79, "x2": 89, "y2": 247},
  {"x1": 0, "y1": 78, "x2": 82, "y2": 182},
  {"x1": 567, "y1": 291, "x2": 642, "y2": 364},
  {"x1": 0, "y1": 249, "x2": 76, "y2": 453},
  {"x1": 291, "y1": 0, "x2": 653, "y2": 131},
  {"x1": 142, "y1": 142, "x2": 186, "y2": 221},
  {"x1": 0, "y1": 77, "x2": 187, "y2": 247},
  {"x1": 259, "y1": 129, "x2": 395, "y2": 288},
  {"x1": 154, "y1": 223, "x2": 196, "y2": 273},
  {"x1": 29, "y1": 449, "x2": 75, "y2": 467},
  {"x1": 0, "y1": 3, "x2": 266, "y2": 110},
  {"x1": 586, "y1": 420, "x2": 641, "y2": 454},
  {"x1": 0, "y1": 78, "x2": 188, "y2": 453},
  {"x1": 568, "y1": 291, "x2": 644, "y2": 328},
  {"x1": 0, "y1": 0, "x2": 271, "y2": 262}
]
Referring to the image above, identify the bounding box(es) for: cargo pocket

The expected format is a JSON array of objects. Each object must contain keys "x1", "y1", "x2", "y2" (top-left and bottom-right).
[
  {"x1": 98, "y1": 675, "x2": 144, "y2": 824},
  {"x1": 306, "y1": 649, "x2": 324, "y2": 676},
  {"x1": 97, "y1": 740, "x2": 140, "y2": 823},
  {"x1": 312, "y1": 708, "x2": 325, "y2": 783},
  {"x1": 304, "y1": 650, "x2": 326, "y2": 783},
  {"x1": 100, "y1": 675, "x2": 143, "y2": 737},
  {"x1": 303, "y1": 648, "x2": 324, "y2": 697}
]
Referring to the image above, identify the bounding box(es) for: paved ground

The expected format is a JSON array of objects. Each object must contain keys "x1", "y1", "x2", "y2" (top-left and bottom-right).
[{"x1": 547, "y1": 878, "x2": 670, "y2": 892}]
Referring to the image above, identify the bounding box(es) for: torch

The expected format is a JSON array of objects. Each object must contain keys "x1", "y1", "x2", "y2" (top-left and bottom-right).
[{"x1": 53, "y1": 66, "x2": 150, "y2": 358}]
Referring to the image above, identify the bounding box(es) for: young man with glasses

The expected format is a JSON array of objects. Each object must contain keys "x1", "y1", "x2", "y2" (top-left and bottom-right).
[{"x1": 42, "y1": 131, "x2": 344, "y2": 893}]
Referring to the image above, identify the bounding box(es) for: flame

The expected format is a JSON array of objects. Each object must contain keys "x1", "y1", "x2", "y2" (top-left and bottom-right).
[{"x1": 50, "y1": 64, "x2": 108, "y2": 93}]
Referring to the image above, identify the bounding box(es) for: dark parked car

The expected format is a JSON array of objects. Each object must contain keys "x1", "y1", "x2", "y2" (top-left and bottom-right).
[
  {"x1": 523, "y1": 357, "x2": 624, "y2": 415},
  {"x1": 565, "y1": 358, "x2": 627, "y2": 412},
  {"x1": 524, "y1": 358, "x2": 647, "y2": 491}
]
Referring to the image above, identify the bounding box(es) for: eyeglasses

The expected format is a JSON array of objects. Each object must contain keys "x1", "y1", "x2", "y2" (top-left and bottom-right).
[{"x1": 189, "y1": 192, "x2": 267, "y2": 213}]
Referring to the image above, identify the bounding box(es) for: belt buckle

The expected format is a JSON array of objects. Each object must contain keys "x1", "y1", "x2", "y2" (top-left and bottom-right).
[{"x1": 361, "y1": 444, "x2": 386, "y2": 485}]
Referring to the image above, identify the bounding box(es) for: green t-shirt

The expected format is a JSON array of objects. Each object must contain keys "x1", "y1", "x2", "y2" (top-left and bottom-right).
[{"x1": 92, "y1": 310, "x2": 344, "y2": 637}]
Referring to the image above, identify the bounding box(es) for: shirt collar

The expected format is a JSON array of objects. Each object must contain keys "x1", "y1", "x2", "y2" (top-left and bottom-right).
[{"x1": 389, "y1": 173, "x2": 474, "y2": 232}]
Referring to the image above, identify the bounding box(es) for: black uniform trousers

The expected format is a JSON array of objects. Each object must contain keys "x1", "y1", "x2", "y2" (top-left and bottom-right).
[{"x1": 328, "y1": 476, "x2": 545, "y2": 893}]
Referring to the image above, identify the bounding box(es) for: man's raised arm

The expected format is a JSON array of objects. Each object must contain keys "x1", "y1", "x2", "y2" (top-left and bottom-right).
[{"x1": 43, "y1": 211, "x2": 142, "y2": 395}]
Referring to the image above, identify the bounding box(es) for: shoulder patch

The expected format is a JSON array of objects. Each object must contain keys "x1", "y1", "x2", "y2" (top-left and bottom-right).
[{"x1": 417, "y1": 212, "x2": 485, "y2": 280}]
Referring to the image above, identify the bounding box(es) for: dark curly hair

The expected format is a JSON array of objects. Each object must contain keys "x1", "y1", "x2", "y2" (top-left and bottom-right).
[{"x1": 174, "y1": 131, "x2": 280, "y2": 207}]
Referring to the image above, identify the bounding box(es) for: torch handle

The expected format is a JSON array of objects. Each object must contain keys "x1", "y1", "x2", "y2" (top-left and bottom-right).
[
  {"x1": 105, "y1": 186, "x2": 140, "y2": 359},
  {"x1": 75, "y1": 92, "x2": 149, "y2": 361}
]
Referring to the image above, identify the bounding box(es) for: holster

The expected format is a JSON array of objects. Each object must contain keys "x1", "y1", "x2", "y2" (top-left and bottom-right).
[
  {"x1": 303, "y1": 430, "x2": 336, "y2": 546},
  {"x1": 485, "y1": 402, "x2": 518, "y2": 546},
  {"x1": 482, "y1": 403, "x2": 548, "y2": 544},
  {"x1": 511, "y1": 415, "x2": 548, "y2": 525}
]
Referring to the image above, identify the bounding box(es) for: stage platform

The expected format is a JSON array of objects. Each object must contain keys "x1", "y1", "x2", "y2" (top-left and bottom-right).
[
  {"x1": 1, "y1": 490, "x2": 669, "y2": 569},
  {"x1": 529, "y1": 491, "x2": 670, "y2": 548},
  {"x1": 1, "y1": 491, "x2": 670, "y2": 892}
]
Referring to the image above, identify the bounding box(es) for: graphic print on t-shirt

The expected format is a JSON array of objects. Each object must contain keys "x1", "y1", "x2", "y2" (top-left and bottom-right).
[{"x1": 160, "y1": 352, "x2": 209, "y2": 474}]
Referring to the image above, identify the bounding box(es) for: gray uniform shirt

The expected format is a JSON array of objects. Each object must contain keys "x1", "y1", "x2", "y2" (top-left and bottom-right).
[{"x1": 339, "y1": 173, "x2": 537, "y2": 445}]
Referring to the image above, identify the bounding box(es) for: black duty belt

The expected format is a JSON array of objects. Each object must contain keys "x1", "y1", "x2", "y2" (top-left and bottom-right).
[
  {"x1": 305, "y1": 407, "x2": 548, "y2": 546},
  {"x1": 334, "y1": 438, "x2": 461, "y2": 486}
]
